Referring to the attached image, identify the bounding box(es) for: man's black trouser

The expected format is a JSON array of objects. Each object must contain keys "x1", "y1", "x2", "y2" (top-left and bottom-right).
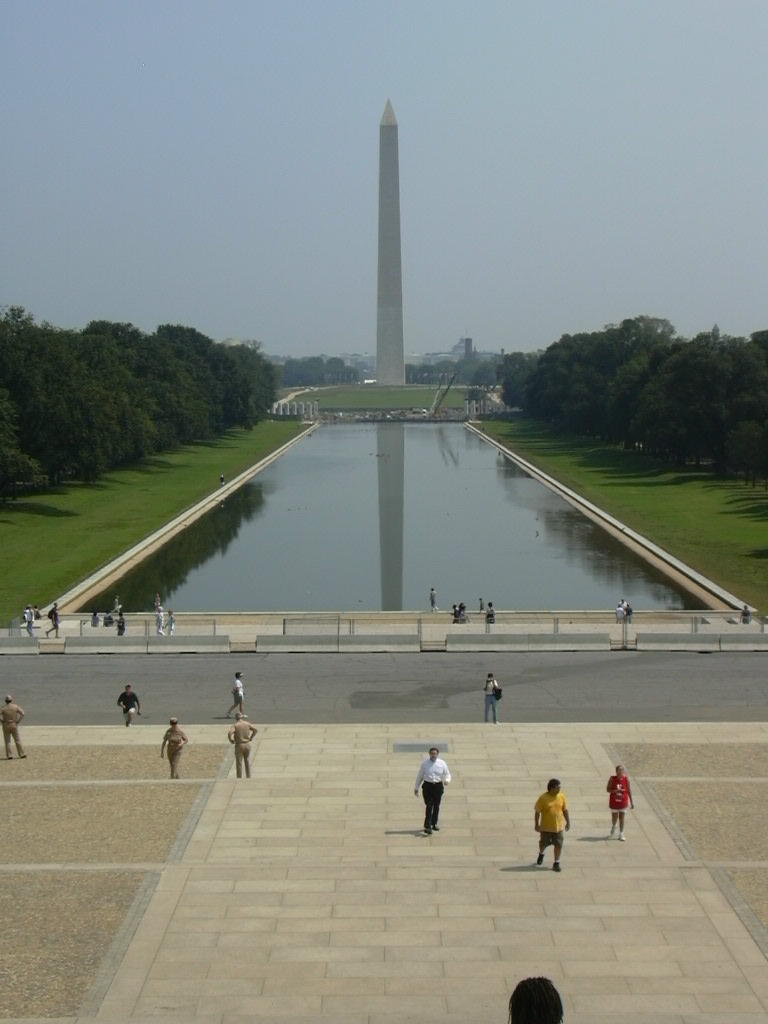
[{"x1": 421, "y1": 781, "x2": 444, "y2": 829}]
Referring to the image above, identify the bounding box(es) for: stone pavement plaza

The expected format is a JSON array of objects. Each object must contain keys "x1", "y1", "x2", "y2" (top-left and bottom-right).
[{"x1": 4, "y1": 722, "x2": 768, "y2": 1024}]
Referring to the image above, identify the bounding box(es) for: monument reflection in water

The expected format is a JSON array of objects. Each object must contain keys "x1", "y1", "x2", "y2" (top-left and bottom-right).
[
  {"x1": 88, "y1": 423, "x2": 697, "y2": 612},
  {"x1": 377, "y1": 422, "x2": 404, "y2": 610}
]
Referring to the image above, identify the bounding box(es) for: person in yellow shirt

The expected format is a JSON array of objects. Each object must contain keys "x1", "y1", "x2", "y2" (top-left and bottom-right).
[{"x1": 534, "y1": 778, "x2": 570, "y2": 872}]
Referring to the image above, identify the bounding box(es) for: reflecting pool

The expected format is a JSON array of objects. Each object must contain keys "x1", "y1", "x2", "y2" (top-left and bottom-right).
[{"x1": 90, "y1": 423, "x2": 697, "y2": 612}]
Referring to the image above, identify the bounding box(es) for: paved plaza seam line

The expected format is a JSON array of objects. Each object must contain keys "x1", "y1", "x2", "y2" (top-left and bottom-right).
[
  {"x1": 0, "y1": 778, "x2": 219, "y2": 789},
  {"x1": 167, "y1": 780, "x2": 215, "y2": 864},
  {"x1": 77, "y1": 871, "x2": 161, "y2": 1018},
  {"x1": 638, "y1": 776, "x2": 768, "y2": 783},
  {"x1": 709, "y1": 865, "x2": 768, "y2": 963},
  {"x1": 0, "y1": 862, "x2": 167, "y2": 872},
  {"x1": 607, "y1": 765, "x2": 699, "y2": 864}
]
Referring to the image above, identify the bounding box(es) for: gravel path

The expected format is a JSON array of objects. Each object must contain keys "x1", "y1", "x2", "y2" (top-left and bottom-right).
[
  {"x1": 617, "y1": 741, "x2": 768, "y2": 777},
  {"x1": 6, "y1": 783, "x2": 206, "y2": 862},
  {"x1": 1, "y1": 744, "x2": 227, "y2": 781},
  {"x1": 1, "y1": 870, "x2": 145, "y2": 1017}
]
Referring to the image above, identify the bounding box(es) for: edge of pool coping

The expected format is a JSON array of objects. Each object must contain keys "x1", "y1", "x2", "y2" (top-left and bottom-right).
[
  {"x1": 466, "y1": 421, "x2": 746, "y2": 612},
  {"x1": 53, "y1": 422, "x2": 319, "y2": 615}
]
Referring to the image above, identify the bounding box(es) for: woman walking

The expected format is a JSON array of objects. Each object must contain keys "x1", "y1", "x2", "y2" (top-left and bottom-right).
[
  {"x1": 161, "y1": 718, "x2": 189, "y2": 779},
  {"x1": 483, "y1": 672, "x2": 501, "y2": 724},
  {"x1": 607, "y1": 763, "x2": 634, "y2": 840}
]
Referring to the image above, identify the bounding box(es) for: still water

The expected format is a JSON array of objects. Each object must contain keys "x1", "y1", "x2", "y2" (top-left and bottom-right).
[{"x1": 92, "y1": 423, "x2": 696, "y2": 612}]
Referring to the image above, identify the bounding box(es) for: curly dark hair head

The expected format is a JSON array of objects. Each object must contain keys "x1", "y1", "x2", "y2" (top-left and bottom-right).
[{"x1": 508, "y1": 976, "x2": 563, "y2": 1024}]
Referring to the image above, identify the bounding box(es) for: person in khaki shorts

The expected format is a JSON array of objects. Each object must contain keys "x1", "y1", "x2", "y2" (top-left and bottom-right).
[
  {"x1": 534, "y1": 778, "x2": 570, "y2": 872},
  {"x1": 160, "y1": 718, "x2": 189, "y2": 779},
  {"x1": 228, "y1": 712, "x2": 258, "y2": 778},
  {"x1": 2, "y1": 696, "x2": 26, "y2": 759}
]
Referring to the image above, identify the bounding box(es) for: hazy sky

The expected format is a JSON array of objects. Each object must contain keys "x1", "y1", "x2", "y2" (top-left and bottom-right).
[{"x1": 2, "y1": 1, "x2": 767, "y2": 357}]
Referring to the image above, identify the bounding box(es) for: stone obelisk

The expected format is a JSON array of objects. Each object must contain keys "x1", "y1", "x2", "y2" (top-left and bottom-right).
[{"x1": 376, "y1": 100, "x2": 405, "y2": 385}]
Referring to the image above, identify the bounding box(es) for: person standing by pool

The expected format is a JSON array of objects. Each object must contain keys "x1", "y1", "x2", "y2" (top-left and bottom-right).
[
  {"x1": 45, "y1": 602, "x2": 60, "y2": 638},
  {"x1": 607, "y1": 763, "x2": 634, "y2": 840}
]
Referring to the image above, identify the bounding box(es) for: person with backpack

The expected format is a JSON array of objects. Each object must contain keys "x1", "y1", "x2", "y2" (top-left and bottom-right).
[
  {"x1": 483, "y1": 672, "x2": 502, "y2": 724},
  {"x1": 45, "y1": 603, "x2": 60, "y2": 638}
]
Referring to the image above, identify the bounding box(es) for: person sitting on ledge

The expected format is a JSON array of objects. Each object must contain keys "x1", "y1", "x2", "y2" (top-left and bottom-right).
[{"x1": 508, "y1": 976, "x2": 563, "y2": 1024}]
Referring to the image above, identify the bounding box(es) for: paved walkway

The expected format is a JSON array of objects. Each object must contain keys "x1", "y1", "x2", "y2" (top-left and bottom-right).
[{"x1": 4, "y1": 722, "x2": 768, "y2": 1023}]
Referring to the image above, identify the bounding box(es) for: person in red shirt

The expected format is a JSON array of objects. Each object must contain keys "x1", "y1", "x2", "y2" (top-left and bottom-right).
[{"x1": 607, "y1": 763, "x2": 634, "y2": 840}]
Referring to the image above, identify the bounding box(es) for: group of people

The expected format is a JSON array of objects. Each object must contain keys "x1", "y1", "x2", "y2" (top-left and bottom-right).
[
  {"x1": 429, "y1": 589, "x2": 496, "y2": 625},
  {"x1": 451, "y1": 602, "x2": 469, "y2": 622},
  {"x1": 152, "y1": 595, "x2": 175, "y2": 636},
  {"x1": 113, "y1": 673, "x2": 259, "y2": 779},
  {"x1": 449, "y1": 600, "x2": 496, "y2": 624},
  {"x1": 615, "y1": 597, "x2": 633, "y2": 623},
  {"x1": 90, "y1": 608, "x2": 127, "y2": 634},
  {"x1": 21, "y1": 604, "x2": 42, "y2": 636},
  {"x1": 22, "y1": 602, "x2": 65, "y2": 638},
  {"x1": 413, "y1": 747, "x2": 634, "y2": 870}
]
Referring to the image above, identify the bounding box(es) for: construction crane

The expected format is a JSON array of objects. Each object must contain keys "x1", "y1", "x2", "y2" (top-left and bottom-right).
[{"x1": 429, "y1": 371, "x2": 457, "y2": 417}]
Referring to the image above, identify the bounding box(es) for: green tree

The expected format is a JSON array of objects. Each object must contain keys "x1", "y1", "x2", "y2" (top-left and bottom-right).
[
  {"x1": 726, "y1": 421, "x2": 768, "y2": 485},
  {"x1": 0, "y1": 388, "x2": 39, "y2": 498},
  {"x1": 499, "y1": 351, "x2": 538, "y2": 408}
]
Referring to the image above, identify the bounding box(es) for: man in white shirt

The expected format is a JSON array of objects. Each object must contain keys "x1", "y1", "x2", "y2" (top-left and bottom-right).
[
  {"x1": 227, "y1": 672, "x2": 245, "y2": 717},
  {"x1": 414, "y1": 746, "x2": 451, "y2": 834}
]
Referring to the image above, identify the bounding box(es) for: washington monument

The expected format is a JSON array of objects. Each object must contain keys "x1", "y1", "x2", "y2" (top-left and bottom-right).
[{"x1": 376, "y1": 100, "x2": 405, "y2": 385}]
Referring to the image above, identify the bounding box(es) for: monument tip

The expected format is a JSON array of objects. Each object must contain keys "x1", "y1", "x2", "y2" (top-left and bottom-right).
[{"x1": 381, "y1": 99, "x2": 397, "y2": 127}]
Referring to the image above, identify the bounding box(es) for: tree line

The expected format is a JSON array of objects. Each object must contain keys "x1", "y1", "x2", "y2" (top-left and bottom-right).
[
  {"x1": 499, "y1": 316, "x2": 768, "y2": 482},
  {"x1": 277, "y1": 353, "x2": 500, "y2": 388},
  {"x1": 278, "y1": 355, "x2": 361, "y2": 386},
  {"x1": 406, "y1": 355, "x2": 497, "y2": 388},
  {"x1": 0, "y1": 308, "x2": 276, "y2": 495}
]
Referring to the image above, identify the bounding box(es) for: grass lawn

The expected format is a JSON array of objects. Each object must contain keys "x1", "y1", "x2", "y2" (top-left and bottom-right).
[
  {"x1": 295, "y1": 385, "x2": 466, "y2": 410},
  {"x1": 0, "y1": 421, "x2": 303, "y2": 624},
  {"x1": 483, "y1": 419, "x2": 768, "y2": 612}
]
